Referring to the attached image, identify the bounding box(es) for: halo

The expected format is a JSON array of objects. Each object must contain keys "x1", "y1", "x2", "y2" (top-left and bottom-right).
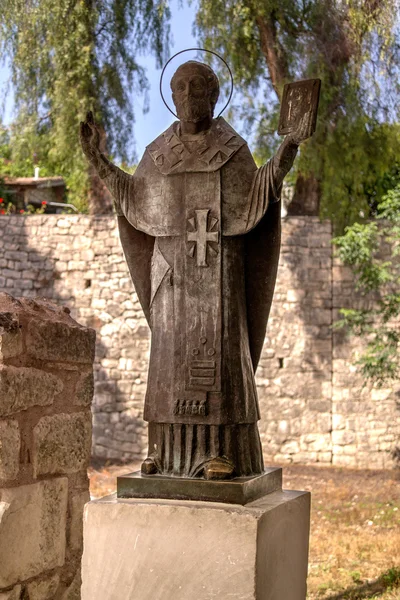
[{"x1": 159, "y1": 48, "x2": 234, "y2": 119}]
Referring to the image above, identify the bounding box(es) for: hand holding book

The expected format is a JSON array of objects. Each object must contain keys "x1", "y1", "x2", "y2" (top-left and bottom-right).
[
  {"x1": 278, "y1": 79, "x2": 321, "y2": 145},
  {"x1": 272, "y1": 79, "x2": 321, "y2": 188}
]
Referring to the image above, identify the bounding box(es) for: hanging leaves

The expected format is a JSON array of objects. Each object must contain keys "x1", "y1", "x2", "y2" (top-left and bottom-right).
[{"x1": 0, "y1": 0, "x2": 170, "y2": 209}]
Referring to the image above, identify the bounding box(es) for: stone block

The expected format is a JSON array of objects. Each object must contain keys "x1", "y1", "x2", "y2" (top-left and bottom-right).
[
  {"x1": 309, "y1": 399, "x2": 331, "y2": 413},
  {"x1": 26, "y1": 319, "x2": 95, "y2": 363},
  {"x1": 0, "y1": 313, "x2": 23, "y2": 359},
  {"x1": 74, "y1": 371, "x2": 94, "y2": 407},
  {"x1": 82, "y1": 490, "x2": 310, "y2": 600},
  {"x1": 27, "y1": 573, "x2": 60, "y2": 600},
  {"x1": 61, "y1": 571, "x2": 81, "y2": 600},
  {"x1": 0, "y1": 585, "x2": 21, "y2": 600},
  {"x1": 317, "y1": 451, "x2": 333, "y2": 463},
  {"x1": 0, "y1": 478, "x2": 68, "y2": 588},
  {"x1": 280, "y1": 440, "x2": 300, "y2": 455},
  {"x1": 332, "y1": 430, "x2": 355, "y2": 445},
  {"x1": 33, "y1": 412, "x2": 92, "y2": 477},
  {"x1": 0, "y1": 420, "x2": 20, "y2": 480},
  {"x1": 69, "y1": 490, "x2": 90, "y2": 552},
  {"x1": 0, "y1": 366, "x2": 63, "y2": 417}
]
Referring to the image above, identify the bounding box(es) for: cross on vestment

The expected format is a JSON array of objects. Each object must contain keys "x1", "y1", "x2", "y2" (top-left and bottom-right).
[{"x1": 187, "y1": 209, "x2": 219, "y2": 267}]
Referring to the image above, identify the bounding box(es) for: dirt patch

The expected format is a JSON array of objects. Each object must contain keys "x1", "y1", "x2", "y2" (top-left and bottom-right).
[{"x1": 283, "y1": 465, "x2": 400, "y2": 599}]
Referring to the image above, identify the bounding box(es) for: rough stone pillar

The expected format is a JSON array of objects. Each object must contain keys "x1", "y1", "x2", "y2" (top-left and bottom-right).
[{"x1": 0, "y1": 293, "x2": 95, "y2": 599}]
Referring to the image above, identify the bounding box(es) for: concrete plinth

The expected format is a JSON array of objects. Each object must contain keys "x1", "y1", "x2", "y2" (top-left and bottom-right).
[{"x1": 81, "y1": 490, "x2": 310, "y2": 600}]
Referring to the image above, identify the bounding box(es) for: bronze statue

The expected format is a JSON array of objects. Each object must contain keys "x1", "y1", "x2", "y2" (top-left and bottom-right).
[{"x1": 80, "y1": 60, "x2": 318, "y2": 481}]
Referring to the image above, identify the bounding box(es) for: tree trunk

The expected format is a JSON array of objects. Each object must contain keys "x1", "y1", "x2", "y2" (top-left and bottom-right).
[
  {"x1": 88, "y1": 124, "x2": 113, "y2": 215},
  {"x1": 88, "y1": 167, "x2": 113, "y2": 215},
  {"x1": 256, "y1": 14, "x2": 289, "y2": 99},
  {"x1": 287, "y1": 173, "x2": 320, "y2": 216}
]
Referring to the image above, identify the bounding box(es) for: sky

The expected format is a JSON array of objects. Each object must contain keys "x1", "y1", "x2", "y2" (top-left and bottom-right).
[{"x1": 0, "y1": 0, "x2": 233, "y2": 161}]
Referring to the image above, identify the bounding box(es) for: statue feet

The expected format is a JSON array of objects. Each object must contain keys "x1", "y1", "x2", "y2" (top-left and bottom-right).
[
  {"x1": 141, "y1": 455, "x2": 159, "y2": 475},
  {"x1": 203, "y1": 457, "x2": 235, "y2": 481}
]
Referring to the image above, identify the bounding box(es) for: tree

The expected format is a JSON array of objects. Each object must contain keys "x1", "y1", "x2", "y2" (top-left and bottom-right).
[
  {"x1": 194, "y1": 0, "x2": 400, "y2": 230},
  {"x1": 333, "y1": 184, "x2": 400, "y2": 385},
  {"x1": 0, "y1": 0, "x2": 170, "y2": 212}
]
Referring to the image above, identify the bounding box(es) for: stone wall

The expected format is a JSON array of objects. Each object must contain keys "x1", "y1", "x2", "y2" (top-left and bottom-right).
[
  {"x1": 258, "y1": 218, "x2": 400, "y2": 469},
  {"x1": 0, "y1": 215, "x2": 398, "y2": 469},
  {"x1": 0, "y1": 293, "x2": 95, "y2": 599}
]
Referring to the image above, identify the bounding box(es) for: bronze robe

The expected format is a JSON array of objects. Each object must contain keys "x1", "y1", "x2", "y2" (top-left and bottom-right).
[{"x1": 105, "y1": 117, "x2": 281, "y2": 476}]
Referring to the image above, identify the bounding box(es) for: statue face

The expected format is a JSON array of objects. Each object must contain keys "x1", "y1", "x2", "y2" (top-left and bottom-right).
[{"x1": 171, "y1": 66, "x2": 213, "y2": 123}]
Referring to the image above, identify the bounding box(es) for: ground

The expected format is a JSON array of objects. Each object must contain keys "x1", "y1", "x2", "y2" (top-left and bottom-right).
[{"x1": 88, "y1": 462, "x2": 400, "y2": 600}]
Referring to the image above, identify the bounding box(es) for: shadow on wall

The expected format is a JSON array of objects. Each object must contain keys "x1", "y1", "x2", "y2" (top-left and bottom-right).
[
  {"x1": 0, "y1": 214, "x2": 148, "y2": 463},
  {"x1": 82, "y1": 215, "x2": 149, "y2": 463},
  {"x1": 0, "y1": 215, "x2": 60, "y2": 301}
]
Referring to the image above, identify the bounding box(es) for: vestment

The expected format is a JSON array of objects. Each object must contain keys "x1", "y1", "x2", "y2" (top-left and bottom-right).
[{"x1": 104, "y1": 117, "x2": 281, "y2": 476}]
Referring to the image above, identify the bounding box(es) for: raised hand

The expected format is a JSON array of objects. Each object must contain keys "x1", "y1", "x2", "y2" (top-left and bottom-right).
[
  {"x1": 286, "y1": 113, "x2": 311, "y2": 147},
  {"x1": 80, "y1": 111, "x2": 101, "y2": 160}
]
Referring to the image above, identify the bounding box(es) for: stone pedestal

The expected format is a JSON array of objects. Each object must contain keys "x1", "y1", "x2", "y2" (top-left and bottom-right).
[{"x1": 81, "y1": 489, "x2": 310, "y2": 600}]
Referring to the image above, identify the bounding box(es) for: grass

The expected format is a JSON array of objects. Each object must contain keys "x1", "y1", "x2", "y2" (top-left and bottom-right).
[
  {"x1": 88, "y1": 462, "x2": 400, "y2": 599},
  {"x1": 283, "y1": 465, "x2": 400, "y2": 600}
]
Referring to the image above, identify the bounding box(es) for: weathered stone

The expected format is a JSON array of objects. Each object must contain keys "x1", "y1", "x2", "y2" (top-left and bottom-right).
[
  {"x1": 0, "y1": 366, "x2": 63, "y2": 417},
  {"x1": 332, "y1": 430, "x2": 356, "y2": 445},
  {"x1": 33, "y1": 412, "x2": 92, "y2": 477},
  {"x1": 0, "y1": 584, "x2": 22, "y2": 600},
  {"x1": 0, "y1": 420, "x2": 20, "y2": 480},
  {"x1": 74, "y1": 371, "x2": 94, "y2": 407},
  {"x1": 0, "y1": 478, "x2": 68, "y2": 588},
  {"x1": 82, "y1": 491, "x2": 310, "y2": 600},
  {"x1": 26, "y1": 319, "x2": 95, "y2": 363},
  {"x1": 0, "y1": 313, "x2": 22, "y2": 360},
  {"x1": 69, "y1": 490, "x2": 90, "y2": 552},
  {"x1": 27, "y1": 573, "x2": 60, "y2": 600},
  {"x1": 61, "y1": 572, "x2": 81, "y2": 600}
]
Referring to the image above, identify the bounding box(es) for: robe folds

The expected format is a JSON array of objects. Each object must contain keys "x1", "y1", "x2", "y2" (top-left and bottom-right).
[{"x1": 109, "y1": 117, "x2": 281, "y2": 430}]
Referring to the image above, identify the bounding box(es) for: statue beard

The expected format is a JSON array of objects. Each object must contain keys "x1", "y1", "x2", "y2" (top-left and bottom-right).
[{"x1": 175, "y1": 97, "x2": 212, "y2": 123}]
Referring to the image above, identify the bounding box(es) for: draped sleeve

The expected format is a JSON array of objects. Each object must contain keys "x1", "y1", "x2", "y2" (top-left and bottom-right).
[{"x1": 243, "y1": 161, "x2": 282, "y2": 371}]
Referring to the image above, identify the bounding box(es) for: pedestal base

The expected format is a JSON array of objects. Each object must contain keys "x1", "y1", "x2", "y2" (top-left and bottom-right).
[
  {"x1": 81, "y1": 490, "x2": 310, "y2": 600},
  {"x1": 117, "y1": 467, "x2": 282, "y2": 505}
]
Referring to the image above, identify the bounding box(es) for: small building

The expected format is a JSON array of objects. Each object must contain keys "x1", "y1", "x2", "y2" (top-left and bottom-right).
[{"x1": 3, "y1": 176, "x2": 66, "y2": 213}]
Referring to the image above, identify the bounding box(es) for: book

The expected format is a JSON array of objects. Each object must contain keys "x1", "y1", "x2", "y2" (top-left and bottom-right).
[{"x1": 278, "y1": 79, "x2": 321, "y2": 137}]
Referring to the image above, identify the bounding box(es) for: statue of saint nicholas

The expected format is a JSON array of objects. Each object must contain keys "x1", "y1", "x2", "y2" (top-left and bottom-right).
[{"x1": 80, "y1": 60, "x2": 311, "y2": 480}]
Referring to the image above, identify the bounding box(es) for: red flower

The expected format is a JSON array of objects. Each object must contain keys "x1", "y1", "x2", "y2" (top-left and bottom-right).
[
  {"x1": 41, "y1": 201, "x2": 47, "y2": 205},
  {"x1": 19, "y1": 209, "x2": 25, "y2": 214},
  {"x1": 0, "y1": 198, "x2": 3, "y2": 203},
  {"x1": 0, "y1": 209, "x2": 5, "y2": 214}
]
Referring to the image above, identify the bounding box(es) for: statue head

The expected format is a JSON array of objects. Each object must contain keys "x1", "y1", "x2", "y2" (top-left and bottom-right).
[{"x1": 170, "y1": 60, "x2": 220, "y2": 123}]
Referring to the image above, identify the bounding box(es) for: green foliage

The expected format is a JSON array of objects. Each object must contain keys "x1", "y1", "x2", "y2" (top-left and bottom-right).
[
  {"x1": 350, "y1": 571, "x2": 362, "y2": 584},
  {"x1": 333, "y1": 185, "x2": 400, "y2": 385},
  {"x1": 0, "y1": 0, "x2": 170, "y2": 210},
  {"x1": 194, "y1": 0, "x2": 400, "y2": 229},
  {"x1": 380, "y1": 566, "x2": 400, "y2": 589}
]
